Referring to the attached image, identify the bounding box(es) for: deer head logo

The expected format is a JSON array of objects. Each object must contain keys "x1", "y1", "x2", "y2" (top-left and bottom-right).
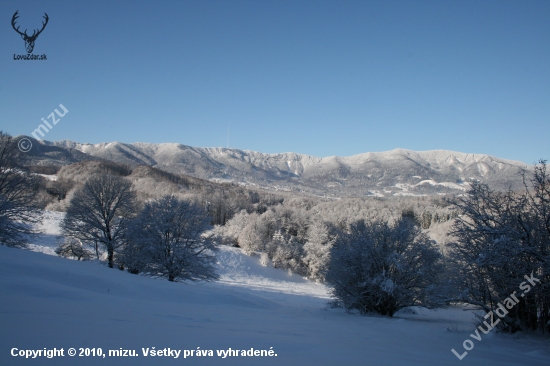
[{"x1": 11, "y1": 11, "x2": 49, "y2": 54}]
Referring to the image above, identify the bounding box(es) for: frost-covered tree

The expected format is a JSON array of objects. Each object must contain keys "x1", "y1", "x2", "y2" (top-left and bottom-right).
[
  {"x1": 0, "y1": 132, "x2": 41, "y2": 247},
  {"x1": 55, "y1": 238, "x2": 93, "y2": 261},
  {"x1": 219, "y1": 209, "x2": 255, "y2": 247},
  {"x1": 61, "y1": 175, "x2": 137, "y2": 268},
  {"x1": 273, "y1": 205, "x2": 310, "y2": 244},
  {"x1": 267, "y1": 235, "x2": 307, "y2": 275},
  {"x1": 326, "y1": 217, "x2": 445, "y2": 317},
  {"x1": 303, "y1": 219, "x2": 335, "y2": 281},
  {"x1": 217, "y1": 194, "x2": 458, "y2": 284},
  {"x1": 448, "y1": 162, "x2": 550, "y2": 332},
  {"x1": 237, "y1": 213, "x2": 264, "y2": 254},
  {"x1": 131, "y1": 196, "x2": 218, "y2": 282}
]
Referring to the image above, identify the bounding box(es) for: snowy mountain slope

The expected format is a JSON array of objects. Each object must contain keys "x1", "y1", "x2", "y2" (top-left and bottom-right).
[
  {"x1": 21, "y1": 136, "x2": 531, "y2": 196},
  {"x1": 2, "y1": 246, "x2": 550, "y2": 365},
  {"x1": 26, "y1": 210, "x2": 328, "y2": 299},
  {"x1": 2, "y1": 212, "x2": 549, "y2": 366}
]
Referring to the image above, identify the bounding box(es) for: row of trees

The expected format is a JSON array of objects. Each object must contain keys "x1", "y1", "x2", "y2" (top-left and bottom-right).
[
  {"x1": 59, "y1": 175, "x2": 218, "y2": 282},
  {"x1": 215, "y1": 162, "x2": 549, "y2": 332},
  {"x1": 216, "y1": 193, "x2": 453, "y2": 283},
  {"x1": 44, "y1": 159, "x2": 285, "y2": 223},
  {"x1": 325, "y1": 162, "x2": 549, "y2": 331},
  {"x1": 0, "y1": 131, "x2": 218, "y2": 283},
  {"x1": 218, "y1": 205, "x2": 332, "y2": 280}
]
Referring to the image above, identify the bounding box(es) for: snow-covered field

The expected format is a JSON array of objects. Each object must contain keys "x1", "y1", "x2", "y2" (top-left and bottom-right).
[{"x1": 1, "y1": 212, "x2": 549, "y2": 365}]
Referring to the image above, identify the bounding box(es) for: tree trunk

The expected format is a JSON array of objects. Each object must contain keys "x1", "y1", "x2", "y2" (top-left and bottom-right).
[{"x1": 108, "y1": 248, "x2": 114, "y2": 268}]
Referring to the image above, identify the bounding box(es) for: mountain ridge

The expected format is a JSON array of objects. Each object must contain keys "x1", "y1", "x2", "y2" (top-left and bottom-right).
[{"x1": 23, "y1": 136, "x2": 532, "y2": 197}]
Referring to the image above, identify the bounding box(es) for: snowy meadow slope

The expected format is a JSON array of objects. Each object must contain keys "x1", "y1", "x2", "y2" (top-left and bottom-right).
[{"x1": 1, "y1": 213, "x2": 549, "y2": 366}]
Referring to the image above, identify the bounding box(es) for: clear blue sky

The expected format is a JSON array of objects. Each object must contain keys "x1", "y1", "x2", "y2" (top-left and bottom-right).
[{"x1": 1, "y1": 0, "x2": 549, "y2": 164}]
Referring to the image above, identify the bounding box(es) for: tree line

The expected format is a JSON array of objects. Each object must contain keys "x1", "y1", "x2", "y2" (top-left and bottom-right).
[{"x1": 59, "y1": 174, "x2": 218, "y2": 282}]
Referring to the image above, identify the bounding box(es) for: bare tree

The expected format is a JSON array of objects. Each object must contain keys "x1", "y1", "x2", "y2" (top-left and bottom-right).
[
  {"x1": 130, "y1": 196, "x2": 218, "y2": 282},
  {"x1": 61, "y1": 175, "x2": 136, "y2": 268},
  {"x1": 0, "y1": 132, "x2": 41, "y2": 247}
]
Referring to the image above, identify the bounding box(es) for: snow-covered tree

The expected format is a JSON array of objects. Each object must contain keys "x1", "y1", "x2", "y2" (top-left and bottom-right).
[
  {"x1": 61, "y1": 175, "x2": 137, "y2": 268},
  {"x1": 131, "y1": 196, "x2": 218, "y2": 282},
  {"x1": 326, "y1": 217, "x2": 445, "y2": 317},
  {"x1": 303, "y1": 219, "x2": 335, "y2": 281},
  {"x1": 237, "y1": 213, "x2": 265, "y2": 254},
  {"x1": 0, "y1": 132, "x2": 41, "y2": 248},
  {"x1": 220, "y1": 209, "x2": 254, "y2": 246},
  {"x1": 55, "y1": 238, "x2": 93, "y2": 261},
  {"x1": 448, "y1": 162, "x2": 550, "y2": 332},
  {"x1": 267, "y1": 235, "x2": 307, "y2": 275}
]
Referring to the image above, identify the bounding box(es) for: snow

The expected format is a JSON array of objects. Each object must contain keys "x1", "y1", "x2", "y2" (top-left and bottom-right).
[
  {"x1": 216, "y1": 246, "x2": 329, "y2": 298},
  {"x1": 478, "y1": 162, "x2": 490, "y2": 177},
  {"x1": 26, "y1": 210, "x2": 64, "y2": 256},
  {"x1": 393, "y1": 191, "x2": 426, "y2": 197},
  {"x1": 415, "y1": 179, "x2": 468, "y2": 191},
  {"x1": 38, "y1": 174, "x2": 57, "y2": 181},
  {"x1": 1, "y1": 213, "x2": 549, "y2": 366}
]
